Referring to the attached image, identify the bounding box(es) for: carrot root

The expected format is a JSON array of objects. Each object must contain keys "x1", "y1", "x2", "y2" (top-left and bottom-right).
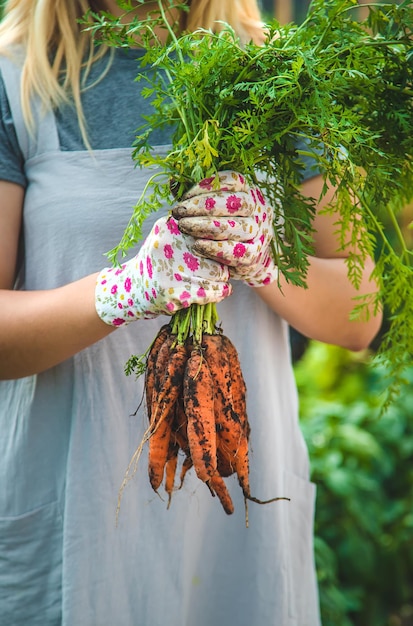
[
  {"x1": 184, "y1": 350, "x2": 217, "y2": 483},
  {"x1": 119, "y1": 323, "x2": 289, "y2": 523}
]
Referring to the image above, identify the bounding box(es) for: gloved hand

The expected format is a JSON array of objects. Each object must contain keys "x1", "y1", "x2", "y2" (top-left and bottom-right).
[
  {"x1": 172, "y1": 171, "x2": 279, "y2": 288},
  {"x1": 95, "y1": 216, "x2": 231, "y2": 326}
]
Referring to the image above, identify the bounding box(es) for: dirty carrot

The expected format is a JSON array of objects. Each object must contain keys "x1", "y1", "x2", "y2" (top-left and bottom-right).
[
  {"x1": 184, "y1": 350, "x2": 217, "y2": 483},
  {"x1": 148, "y1": 342, "x2": 187, "y2": 491},
  {"x1": 170, "y1": 397, "x2": 190, "y2": 456},
  {"x1": 179, "y1": 455, "x2": 193, "y2": 489},
  {"x1": 118, "y1": 305, "x2": 289, "y2": 522},
  {"x1": 220, "y1": 335, "x2": 290, "y2": 522},
  {"x1": 164, "y1": 441, "x2": 179, "y2": 508},
  {"x1": 208, "y1": 473, "x2": 234, "y2": 516},
  {"x1": 202, "y1": 334, "x2": 236, "y2": 478},
  {"x1": 144, "y1": 324, "x2": 170, "y2": 420}
]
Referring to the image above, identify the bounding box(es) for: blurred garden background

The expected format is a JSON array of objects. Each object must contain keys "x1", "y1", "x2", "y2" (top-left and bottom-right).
[
  {"x1": 293, "y1": 339, "x2": 413, "y2": 626},
  {"x1": 263, "y1": 1, "x2": 413, "y2": 624},
  {"x1": 262, "y1": 2, "x2": 413, "y2": 624},
  {"x1": 1, "y1": 0, "x2": 411, "y2": 624}
]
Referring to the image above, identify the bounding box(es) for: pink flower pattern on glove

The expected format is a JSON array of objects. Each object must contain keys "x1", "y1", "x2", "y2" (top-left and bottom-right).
[
  {"x1": 172, "y1": 170, "x2": 279, "y2": 288},
  {"x1": 226, "y1": 195, "x2": 242, "y2": 213},
  {"x1": 95, "y1": 216, "x2": 231, "y2": 326}
]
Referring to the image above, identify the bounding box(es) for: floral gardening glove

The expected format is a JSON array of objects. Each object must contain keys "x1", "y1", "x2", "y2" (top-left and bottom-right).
[
  {"x1": 172, "y1": 171, "x2": 279, "y2": 288},
  {"x1": 95, "y1": 216, "x2": 231, "y2": 326}
]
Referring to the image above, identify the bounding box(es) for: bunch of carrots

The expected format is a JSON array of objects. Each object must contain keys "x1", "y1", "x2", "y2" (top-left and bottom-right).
[
  {"x1": 89, "y1": 0, "x2": 413, "y2": 523},
  {"x1": 118, "y1": 303, "x2": 287, "y2": 525}
]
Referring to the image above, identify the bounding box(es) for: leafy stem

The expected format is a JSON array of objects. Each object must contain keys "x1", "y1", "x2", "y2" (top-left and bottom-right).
[{"x1": 88, "y1": 0, "x2": 413, "y2": 397}]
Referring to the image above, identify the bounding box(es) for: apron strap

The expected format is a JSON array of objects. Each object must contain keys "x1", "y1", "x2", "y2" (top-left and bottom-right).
[{"x1": 0, "y1": 50, "x2": 60, "y2": 161}]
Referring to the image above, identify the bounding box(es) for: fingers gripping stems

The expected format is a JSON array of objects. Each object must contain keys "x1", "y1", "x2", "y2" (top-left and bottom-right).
[
  {"x1": 95, "y1": 216, "x2": 232, "y2": 326},
  {"x1": 173, "y1": 171, "x2": 279, "y2": 288}
]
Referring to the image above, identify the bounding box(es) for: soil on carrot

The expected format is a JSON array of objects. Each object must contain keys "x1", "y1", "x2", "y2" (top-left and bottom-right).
[{"x1": 117, "y1": 312, "x2": 290, "y2": 526}]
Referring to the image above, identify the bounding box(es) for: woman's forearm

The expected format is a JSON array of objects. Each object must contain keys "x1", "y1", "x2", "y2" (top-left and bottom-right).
[
  {"x1": 0, "y1": 274, "x2": 115, "y2": 380},
  {"x1": 0, "y1": 253, "x2": 382, "y2": 380},
  {"x1": 256, "y1": 255, "x2": 382, "y2": 351}
]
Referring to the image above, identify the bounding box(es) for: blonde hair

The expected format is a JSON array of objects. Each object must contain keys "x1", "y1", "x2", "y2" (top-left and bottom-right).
[
  {"x1": 183, "y1": 0, "x2": 265, "y2": 44},
  {"x1": 0, "y1": 1, "x2": 264, "y2": 143},
  {"x1": 0, "y1": 0, "x2": 110, "y2": 145}
]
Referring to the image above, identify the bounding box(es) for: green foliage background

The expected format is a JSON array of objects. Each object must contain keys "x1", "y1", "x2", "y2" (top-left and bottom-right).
[{"x1": 295, "y1": 341, "x2": 413, "y2": 626}]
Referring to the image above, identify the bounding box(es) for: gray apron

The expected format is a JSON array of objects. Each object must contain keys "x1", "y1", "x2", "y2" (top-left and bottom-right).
[{"x1": 0, "y1": 53, "x2": 321, "y2": 626}]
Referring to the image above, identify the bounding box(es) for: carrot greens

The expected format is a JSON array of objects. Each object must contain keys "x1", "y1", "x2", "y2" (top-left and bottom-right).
[{"x1": 85, "y1": 0, "x2": 413, "y2": 399}]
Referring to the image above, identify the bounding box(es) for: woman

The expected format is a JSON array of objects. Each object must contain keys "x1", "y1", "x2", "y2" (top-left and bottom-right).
[{"x1": 0, "y1": 1, "x2": 382, "y2": 625}]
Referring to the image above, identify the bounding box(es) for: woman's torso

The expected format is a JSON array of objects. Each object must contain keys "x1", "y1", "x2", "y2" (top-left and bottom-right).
[{"x1": 0, "y1": 48, "x2": 320, "y2": 626}]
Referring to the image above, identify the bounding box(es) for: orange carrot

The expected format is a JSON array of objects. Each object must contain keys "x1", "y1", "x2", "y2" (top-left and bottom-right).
[
  {"x1": 202, "y1": 334, "x2": 236, "y2": 477},
  {"x1": 219, "y1": 334, "x2": 251, "y2": 497},
  {"x1": 171, "y1": 397, "x2": 190, "y2": 456},
  {"x1": 171, "y1": 398, "x2": 193, "y2": 489},
  {"x1": 149, "y1": 333, "x2": 174, "y2": 421},
  {"x1": 148, "y1": 343, "x2": 188, "y2": 491},
  {"x1": 208, "y1": 473, "x2": 234, "y2": 515},
  {"x1": 179, "y1": 455, "x2": 193, "y2": 488},
  {"x1": 121, "y1": 320, "x2": 288, "y2": 521},
  {"x1": 220, "y1": 335, "x2": 289, "y2": 515},
  {"x1": 220, "y1": 335, "x2": 249, "y2": 433},
  {"x1": 164, "y1": 441, "x2": 179, "y2": 508},
  {"x1": 144, "y1": 324, "x2": 171, "y2": 420},
  {"x1": 183, "y1": 350, "x2": 217, "y2": 483}
]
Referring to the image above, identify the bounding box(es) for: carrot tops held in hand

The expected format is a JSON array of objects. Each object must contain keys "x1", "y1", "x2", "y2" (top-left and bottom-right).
[
  {"x1": 87, "y1": 0, "x2": 413, "y2": 389},
  {"x1": 86, "y1": 0, "x2": 413, "y2": 519}
]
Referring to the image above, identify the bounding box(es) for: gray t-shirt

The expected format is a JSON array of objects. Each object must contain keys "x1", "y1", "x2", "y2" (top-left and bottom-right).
[
  {"x1": 0, "y1": 48, "x2": 170, "y2": 187},
  {"x1": 0, "y1": 47, "x2": 319, "y2": 188}
]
